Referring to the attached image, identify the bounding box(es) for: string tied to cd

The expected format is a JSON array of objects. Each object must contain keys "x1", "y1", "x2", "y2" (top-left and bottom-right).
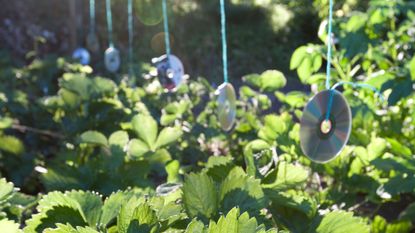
[
  {"x1": 105, "y1": 0, "x2": 114, "y2": 48},
  {"x1": 104, "y1": 0, "x2": 120, "y2": 73},
  {"x1": 89, "y1": 0, "x2": 96, "y2": 34},
  {"x1": 325, "y1": 0, "x2": 334, "y2": 90},
  {"x1": 153, "y1": 0, "x2": 185, "y2": 92},
  {"x1": 323, "y1": 0, "x2": 383, "y2": 120},
  {"x1": 220, "y1": 0, "x2": 229, "y2": 84},
  {"x1": 162, "y1": 0, "x2": 171, "y2": 60},
  {"x1": 128, "y1": 0, "x2": 134, "y2": 76},
  {"x1": 216, "y1": 0, "x2": 236, "y2": 131}
]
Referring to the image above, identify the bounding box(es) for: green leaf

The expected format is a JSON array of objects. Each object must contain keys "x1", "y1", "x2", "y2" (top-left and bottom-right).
[
  {"x1": 315, "y1": 211, "x2": 369, "y2": 233},
  {"x1": 117, "y1": 198, "x2": 143, "y2": 233},
  {"x1": 219, "y1": 167, "x2": 265, "y2": 215},
  {"x1": 166, "y1": 160, "x2": 180, "y2": 183},
  {"x1": 371, "y1": 215, "x2": 412, "y2": 233},
  {"x1": 207, "y1": 208, "x2": 262, "y2": 233},
  {"x1": 25, "y1": 206, "x2": 87, "y2": 233},
  {"x1": 128, "y1": 203, "x2": 159, "y2": 233},
  {"x1": 185, "y1": 219, "x2": 205, "y2": 233},
  {"x1": 0, "y1": 219, "x2": 21, "y2": 233},
  {"x1": 155, "y1": 127, "x2": 183, "y2": 149},
  {"x1": 91, "y1": 77, "x2": 117, "y2": 97},
  {"x1": 265, "y1": 190, "x2": 317, "y2": 219},
  {"x1": 408, "y1": 53, "x2": 415, "y2": 80},
  {"x1": 243, "y1": 70, "x2": 287, "y2": 92},
  {"x1": 262, "y1": 162, "x2": 308, "y2": 191},
  {"x1": 109, "y1": 131, "x2": 129, "y2": 148},
  {"x1": 79, "y1": 131, "x2": 108, "y2": 147},
  {"x1": 131, "y1": 114, "x2": 158, "y2": 150},
  {"x1": 101, "y1": 190, "x2": 134, "y2": 226},
  {"x1": 383, "y1": 174, "x2": 415, "y2": 196},
  {"x1": 386, "y1": 138, "x2": 412, "y2": 157},
  {"x1": 128, "y1": 139, "x2": 150, "y2": 158},
  {"x1": 367, "y1": 138, "x2": 387, "y2": 161},
  {"x1": 44, "y1": 223, "x2": 99, "y2": 233},
  {"x1": 243, "y1": 140, "x2": 272, "y2": 177},
  {"x1": 0, "y1": 135, "x2": 24, "y2": 155},
  {"x1": 66, "y1": 191, "x2": 103, "y2": 227},
  {"x1": 182, "y1": 172, "x2": 218, "y2": 221},
  {"x1": 23, "y1": 191, "x2": 89, "y2": 233},
  {"x1": 204, "y1": 156, "x2": 235, "y2": 182},
  {"x1": 290, "y1": 46, "x2": 307, "y2": 70},
  {"x1": 259, "y1": 70, "x2": 287, "y2": 91},
  {"x1": 399, "y1": 202, "x2": 415, "y2": 222},
  {"x1": 40, "y1": 166, "x2": 90, "y2": 192},
  {"x1": 0, "y1": 178, "x2": 15, "y2": 204},
  {"x1": 0, "y1": 117, "x2": 13, "y2": 129},
  {"x1": 60, "y1": 73, "x2": 92, "y2": 100}
]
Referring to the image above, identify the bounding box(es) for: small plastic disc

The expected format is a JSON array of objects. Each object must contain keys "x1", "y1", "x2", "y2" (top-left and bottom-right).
[
  {"x1": 216, "y1": 82, "x2": 237, "y2": 131},
  {"x1": 300, "y1": 89, "x2": 352, "y2": 163},
  {"x1": 86, "y1": 32, "x2": 100, "y2": 53},
  {"x1": 105, "y1": 47, "x2": 121, "y2": 73},
  {"x1": 72, "y1": 47, "x2": 90, "y2": 65},
  {"x1": 154, "y1": 54, "x2": 184, "y2": 92}
]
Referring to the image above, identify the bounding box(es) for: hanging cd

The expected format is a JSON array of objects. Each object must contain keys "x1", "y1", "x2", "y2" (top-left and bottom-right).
[
  {"x1": 86, "y1": 32, "x2": 100, "y2": 53},
  {"x1": 215, "y1": 82, "x2": 237, "y2": 131},
  {"x1": 153, "y1": 54, "x2": 184, "y2": 92},
  {"x1": 300, "y1": 89, "x2": 352, "y2": 163},
  {"x1": 104, "y1": 47, "x2": 121, "y2": 73},
  {"x1": 72, "y1": 47, "x2": 90, "y2": 65}
]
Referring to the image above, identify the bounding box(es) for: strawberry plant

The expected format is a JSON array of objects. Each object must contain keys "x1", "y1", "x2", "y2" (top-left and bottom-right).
[{"x1": 0, "y1": 0, "x2": 415, "y2": 232}]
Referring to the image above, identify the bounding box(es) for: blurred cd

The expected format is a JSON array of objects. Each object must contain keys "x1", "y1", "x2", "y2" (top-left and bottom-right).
[
  {"x1": 300, "y1": 89, "x2": 351, "y2": 163},
  {"x1": 105, "y1": 47, "x2": 120, "y2": 73},
  {"x1": 86, "y1": 32, "x2": 100, "y2": 53},
  {"x1": 72, "y1": 47, "x2": 90, "y2": 65},
  {"x1": 154, "y1": 54, "x2": 184, "y2": 92},
  {"x1": 215, "y1": 82, "x2": 237, "y2": 131}
]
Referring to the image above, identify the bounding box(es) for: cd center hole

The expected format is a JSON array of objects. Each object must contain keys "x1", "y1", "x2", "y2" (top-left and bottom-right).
[
  {"x1": 320, "y1": 119, "x2": 332, "y2": 134},
  {"x1": 167, "y1": 69, "x2": 174, "y2": 79}
]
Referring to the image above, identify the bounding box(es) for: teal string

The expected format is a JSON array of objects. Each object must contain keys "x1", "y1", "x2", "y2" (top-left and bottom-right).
[
  {"x1": 325, "y1": 81, "x2": 384, "y2": 120},
  {"x1": 162, "y1": 0, "x2": 171, "y2": 57},
  {"x1": 220, "y1": 0, "x2": 229, "y2": 83},
  {"x1": 89, "y1": 0, "x2": 95, "y2": 33},
  {"x1": 106, "y1": 0, "x2": 114, "y2": 47},
  {"x1": 128, "y1": 0, "x2": 133, "y2": 69},
  {"x1": 332, "y1": 82, "x2": 384, "y2": 101},
  {"x1": 325, "y1": 0, "x2": 334, "y2": 90}
]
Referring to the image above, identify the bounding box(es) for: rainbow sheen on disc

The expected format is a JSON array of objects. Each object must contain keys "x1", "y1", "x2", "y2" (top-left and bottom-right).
[
  {"x1": 105, "y1": 47, "x2": 120, "y2": 73},
  {"x1": 216, "y1": 83, "x2": 237, "y2": 131},
  {"x1": 72, "y1": 47, "x2": 90, "y2": 65},
  {"x1": 300, "y1": 89, "x2": 351, "y2": 163},
  {"x1": 86, "y1": 32, "x2": 100, "y2": 53},
  {"x1": 154, "y1": 54, "x2": 184, "y2": 92}
]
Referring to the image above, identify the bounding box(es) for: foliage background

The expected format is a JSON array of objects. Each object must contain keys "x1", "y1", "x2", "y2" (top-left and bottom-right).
[{"x1": 1, "y1": 0, "x2": 415, "y2": 232}]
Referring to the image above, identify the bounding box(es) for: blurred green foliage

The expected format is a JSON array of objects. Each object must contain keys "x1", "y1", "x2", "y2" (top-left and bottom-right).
[{"x1": 0, "y1": 0, "x2": 415, "y2": 232}]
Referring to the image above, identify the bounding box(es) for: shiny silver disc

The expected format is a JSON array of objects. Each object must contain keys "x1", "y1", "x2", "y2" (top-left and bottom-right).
[
  {"x1": 72, "y1": 47, "x2": 90, "y2": 65},
  {"x1": 216, "y1": 82, "x2": 237, "y2": 131},
  {"x1": 154, "y1": 54, "x2": 184, "y2": 92},
  {"x1": 105, "y1": 47, "x2": 121, "y2": 73},
  {"x1": 300, "y1": 89, "x2": 352, "y2": 163}
]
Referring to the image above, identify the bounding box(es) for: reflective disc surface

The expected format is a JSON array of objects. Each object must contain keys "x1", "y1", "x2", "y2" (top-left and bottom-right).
[
  {"x1": 216, "y1": 82, "x2": 237, "y2": 131},
  {"x1": 154, "y1": 54, "x2": 184, "y2": 92},
  {"x1": 300, "y1": 89, "x2": 352, "y2": 163},
  {"x1": 86, "y1": 32, "x2": 100, "y2": 53},
  {"x1": 72, "y1": 48, "x2": 90, "y2": 65},
  {"x1": 105, "y1": 47, "x2": 121, "y2": 73}
]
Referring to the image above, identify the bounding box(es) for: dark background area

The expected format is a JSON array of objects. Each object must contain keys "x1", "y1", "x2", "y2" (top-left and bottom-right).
[{"x1": 0, "y1": 0, "x2": 324, "y2": 86}]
